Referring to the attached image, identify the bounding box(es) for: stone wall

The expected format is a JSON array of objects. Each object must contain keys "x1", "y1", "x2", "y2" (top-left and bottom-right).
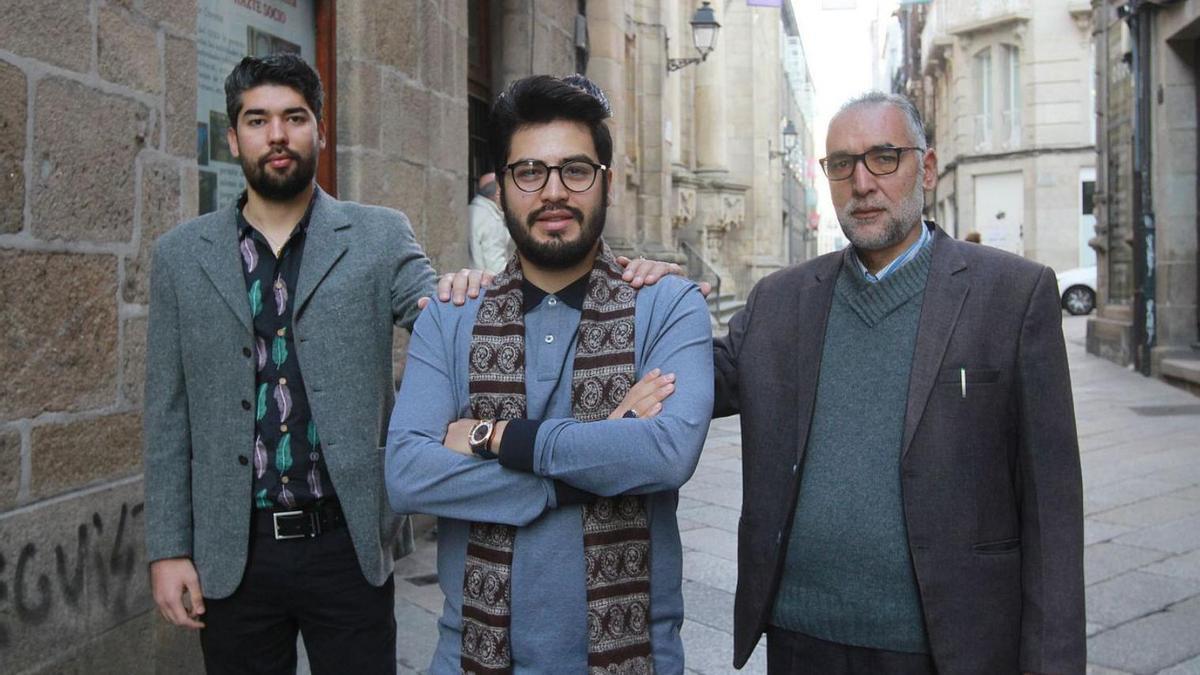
[
  {"x1": 0, "y1": 0, "x2": 200, "y2": 672},
  {"x1": 1087, "y1": 0, "x2": 1136, "y2": 367},
  {"x1": 336, "y1": 1, "x2": 470, "y2": 272},
  {"x1": 1150, "y1": 3, "x2": 1200, "y2": 364},
  {"x1": 1089, "y1": 0, "x2": 1199, "y2": 375}
]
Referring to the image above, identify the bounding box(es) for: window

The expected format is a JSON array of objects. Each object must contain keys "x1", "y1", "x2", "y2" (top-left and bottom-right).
[
  {"x1": 1000, "y1": 44, "x2": 1020, "y2": 147},
  {"x1": 974, "y1": 48, "x2": 992, "y2": 148}
]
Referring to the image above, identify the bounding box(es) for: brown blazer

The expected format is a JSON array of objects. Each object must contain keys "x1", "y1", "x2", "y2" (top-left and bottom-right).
[{"x1": 715, "y1": 226, "x2": 1085, "y2": 674}]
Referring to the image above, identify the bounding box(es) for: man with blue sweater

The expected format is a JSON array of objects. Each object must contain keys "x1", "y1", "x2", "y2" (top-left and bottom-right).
[
  {"x1": 715, "y1": 93, "x2": 1085, "y2": 673},
  {"x1": 385, "y1": 75, "x2": 712, "y2": 674}
]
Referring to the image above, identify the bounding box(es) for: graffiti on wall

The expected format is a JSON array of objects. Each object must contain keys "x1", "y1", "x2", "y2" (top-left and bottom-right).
[{"x1": 0, "y1": 498, "x2": 148, "y2": 661}]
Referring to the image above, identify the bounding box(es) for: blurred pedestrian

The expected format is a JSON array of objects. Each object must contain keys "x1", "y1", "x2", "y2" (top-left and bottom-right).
[{"x1": 468, "y1": 172, "x2": 510, "y2": 274}]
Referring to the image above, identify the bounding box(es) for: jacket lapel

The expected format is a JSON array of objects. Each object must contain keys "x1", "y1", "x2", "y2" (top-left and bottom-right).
[
  {"x1": 197, "y1": 206, "x2": 253, "y2": 332},
  {"x1": 794, "y1": 253, "x2": 843, "y2": 460},
  {"x1": 294, "y1": 188, "x2": 350, "y2": 317},
  {"x1": 902, "y1": 227, "x2": 969, "y2": 459}
]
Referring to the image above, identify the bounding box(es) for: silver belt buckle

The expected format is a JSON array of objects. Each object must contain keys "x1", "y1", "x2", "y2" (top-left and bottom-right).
[{"x1": 272, "y1": 510, "x2": 306, "y2": 540}]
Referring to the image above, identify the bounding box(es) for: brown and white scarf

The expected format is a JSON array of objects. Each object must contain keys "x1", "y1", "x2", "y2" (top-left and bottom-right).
[{"x1": 461, "y1": 244, "x2": 654, "y2": 675}]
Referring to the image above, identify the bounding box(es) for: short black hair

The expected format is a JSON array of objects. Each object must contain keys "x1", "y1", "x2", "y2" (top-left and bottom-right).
[
  {"x1": 488, "y1": 74, "x2": 613, "y2": 176},
  {"x1": 225, "y1": 54, "x2": 324, "y2": 126}
]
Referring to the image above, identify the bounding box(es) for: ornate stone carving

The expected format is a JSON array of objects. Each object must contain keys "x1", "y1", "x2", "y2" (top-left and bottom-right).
[{"x1": 672, "y1": 187, "x2": 695, "y2": 231}]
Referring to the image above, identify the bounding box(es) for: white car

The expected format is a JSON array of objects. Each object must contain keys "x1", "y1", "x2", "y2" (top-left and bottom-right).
[{"x1": 1055, "y1": 266, "x2": 1097, "y2": 315}]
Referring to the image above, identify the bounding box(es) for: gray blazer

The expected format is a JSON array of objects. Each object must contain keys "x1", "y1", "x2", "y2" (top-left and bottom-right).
[
  {"x1": 143, "y1": 188, "x2": 437, "y2": 598},
  {"x1": 717, "y1": 226, "x2": 1085, "y2": 674}
]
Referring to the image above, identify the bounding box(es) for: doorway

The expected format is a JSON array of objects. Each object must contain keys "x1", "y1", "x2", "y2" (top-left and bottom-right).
[{"x1": 973, "y1": 171, "x2": 1024, "y2": 255}]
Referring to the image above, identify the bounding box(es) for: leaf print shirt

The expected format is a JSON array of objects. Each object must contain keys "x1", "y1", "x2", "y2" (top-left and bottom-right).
[{"x1": 237, "y1": 193, "x2": 333, "y2": 511}]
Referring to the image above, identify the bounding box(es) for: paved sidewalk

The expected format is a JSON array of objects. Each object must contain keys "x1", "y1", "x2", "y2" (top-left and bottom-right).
[{"x1": 370, "y1": 315, "x2": 1200, "y2": 675}]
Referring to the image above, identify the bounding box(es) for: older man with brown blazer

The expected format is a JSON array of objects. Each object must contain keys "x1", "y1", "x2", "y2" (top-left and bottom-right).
[{"x1": 715, "y1": 93, "x2": 1085, "y2": 674}]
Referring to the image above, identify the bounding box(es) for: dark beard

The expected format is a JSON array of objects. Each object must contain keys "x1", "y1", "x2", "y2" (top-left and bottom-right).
[
  {"x1": 502, "y1": 188, "x2": 607, "y2": 270},
  {"x1": 240, "y1": 146, "x2": 316, "y2": 201}
]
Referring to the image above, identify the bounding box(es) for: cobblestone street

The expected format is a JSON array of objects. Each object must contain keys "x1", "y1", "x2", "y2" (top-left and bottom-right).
[{"x1": 371, "y1": 315, "x2": 1200, "y2": 675}]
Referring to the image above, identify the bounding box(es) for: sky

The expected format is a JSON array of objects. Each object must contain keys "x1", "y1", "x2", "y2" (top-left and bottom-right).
[{"x1": 791, "y1": 0, "x2": 901, "y2": 239}]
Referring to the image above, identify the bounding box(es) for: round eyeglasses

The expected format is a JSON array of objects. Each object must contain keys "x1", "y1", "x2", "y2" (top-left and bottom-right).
[
  {"x1": 503, "y1": 159, "x2": 607, "y2": 193},
  {"x1": 819, "y1": 147, "x2": 925, "y2": 181}
]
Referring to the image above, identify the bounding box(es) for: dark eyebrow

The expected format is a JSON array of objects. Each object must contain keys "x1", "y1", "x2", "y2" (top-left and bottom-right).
[
  {"x1": 240, "y1": 107, "x2": 311, "y2": 119},
  {"x1": 510, "y1": 154, "x2": 599, "y2": 165}
]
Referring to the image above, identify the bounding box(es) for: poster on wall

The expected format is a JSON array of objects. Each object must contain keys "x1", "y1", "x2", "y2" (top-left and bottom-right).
[{"x1": 196, "y1": 0, "x2": 316, "y2": 214}]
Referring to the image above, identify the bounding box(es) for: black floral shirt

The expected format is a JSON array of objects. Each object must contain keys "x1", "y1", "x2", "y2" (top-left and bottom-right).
[{"x1": 236, "y1": 194, "x2": 333, "y2": 510}]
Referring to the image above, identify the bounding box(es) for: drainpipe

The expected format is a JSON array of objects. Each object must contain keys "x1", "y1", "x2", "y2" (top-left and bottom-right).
[{"x1": 1124, "y1": 0, "x2": 1156, "y2": 375}]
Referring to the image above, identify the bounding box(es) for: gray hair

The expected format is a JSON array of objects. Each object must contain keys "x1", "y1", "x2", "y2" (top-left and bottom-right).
[{"x1": 835, "y1": 91, "x2": 928, "y2": 149}]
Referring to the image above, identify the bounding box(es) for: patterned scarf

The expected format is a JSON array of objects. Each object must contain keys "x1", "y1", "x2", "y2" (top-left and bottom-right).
[{"x1": 461, "y1": 244, "x2": 655, "y2": 675}]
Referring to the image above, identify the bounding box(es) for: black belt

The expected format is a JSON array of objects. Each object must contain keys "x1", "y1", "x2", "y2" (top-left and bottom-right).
[{"x1": 255, "y1": 499, "x2": 346, "y2": 540}]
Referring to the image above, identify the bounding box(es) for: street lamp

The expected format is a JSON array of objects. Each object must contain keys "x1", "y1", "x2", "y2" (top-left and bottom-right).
[
  {"x1": 770, "y1": 119, "x2": 799, "y2": 159},
  {"x1": 667, "y1": 2, "x2": 721, "y2": 72}
]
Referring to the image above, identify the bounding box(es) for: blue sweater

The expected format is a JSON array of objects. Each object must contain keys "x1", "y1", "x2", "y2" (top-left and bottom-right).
[
  {"x1": 771, "y1": 244, "x2": 933, "y2": 654},
  {"x1": 385, "y1": 273, "x2": 713, "y2": 674}
]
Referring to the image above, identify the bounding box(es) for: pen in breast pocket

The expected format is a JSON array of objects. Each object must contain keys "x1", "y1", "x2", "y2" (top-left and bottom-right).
[{"x1": 960, "y1": 367, "x2": 966, "y2": 399}]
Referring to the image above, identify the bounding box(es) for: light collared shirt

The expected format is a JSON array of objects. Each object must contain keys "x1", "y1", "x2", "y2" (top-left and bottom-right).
[{"x1": 852, "y1": 221, "x2": 933, "y2": 283}]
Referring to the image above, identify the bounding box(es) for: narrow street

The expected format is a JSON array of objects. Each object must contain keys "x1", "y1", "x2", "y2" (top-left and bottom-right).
[{"x1": 373, "y1": 315, "x2": 1200, "y2": 675}]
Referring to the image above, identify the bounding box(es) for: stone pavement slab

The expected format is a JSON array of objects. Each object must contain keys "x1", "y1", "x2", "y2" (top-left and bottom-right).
[
  {"x1": 1088, "y1": 598, "x2": 1200, "y2": 674},
  {"x1": 1085, "y1": 571, "x2": 1200, "y2": 626},
  {"x1": 1063, "y1": 315, "x2": 1200, "y2": 673}
]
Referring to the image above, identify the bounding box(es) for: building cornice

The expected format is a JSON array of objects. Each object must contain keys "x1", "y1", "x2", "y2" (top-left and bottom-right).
[
  {"x1": 940, "y1": 144, "x2": 1097, "y2": 171},
  {"x1": 948, "y1": 11, "x2": 1031, "y2": 36}
]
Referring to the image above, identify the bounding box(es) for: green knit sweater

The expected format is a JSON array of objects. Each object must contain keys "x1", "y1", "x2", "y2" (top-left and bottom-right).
[{"x1": 770, "y1": 243, "x2": 933, "y2": 654}]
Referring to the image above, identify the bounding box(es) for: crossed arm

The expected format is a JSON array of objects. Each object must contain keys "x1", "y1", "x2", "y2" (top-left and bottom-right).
[{"x1": 389, "y1": 280, "x2": 712, "y2": 522}]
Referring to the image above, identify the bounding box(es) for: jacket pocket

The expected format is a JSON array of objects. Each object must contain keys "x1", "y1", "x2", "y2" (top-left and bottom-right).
[
  {"x1": 937, "y1": 367, "x2": 1001, "y2": 384},
  {"x1": 972, "y1": 537, "x2": 1020, "y2": 554}
]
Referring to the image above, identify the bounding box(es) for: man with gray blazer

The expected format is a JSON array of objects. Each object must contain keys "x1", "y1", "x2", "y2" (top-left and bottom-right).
[
  {"x1": 144, "y1": 55, "x2": 434, "y2": 674},
  {"x1": 715, "y1": 93, "x2": 1085, "y2": 673}
]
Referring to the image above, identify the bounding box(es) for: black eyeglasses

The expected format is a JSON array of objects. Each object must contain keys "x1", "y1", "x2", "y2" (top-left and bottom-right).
[
  {"x1": 819, "y1": 147, "x2": 926, "y2": 181},
  {"x1": 502, "y1": 159, "x2": 607, "y2": 193}
]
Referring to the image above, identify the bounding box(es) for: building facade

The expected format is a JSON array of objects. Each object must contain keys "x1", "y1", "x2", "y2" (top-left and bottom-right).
[
  {"x1": 0, "y1": 1, "x2": 804, "y2": 671},
  {"x1": 1088, "y1": 0, "x2": 1200, "y2": 391},
  {"x1": 897, "y1": 0, "x2": 1097, "y2": 275},
  {"x1": 782, "y1": 1, "x2": 820, "y2": 267}
]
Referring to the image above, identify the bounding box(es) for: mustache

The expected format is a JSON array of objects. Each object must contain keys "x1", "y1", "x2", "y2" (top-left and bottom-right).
[
  {"x1": 526, "y1": 203, "x2": 584, "y2": 228},
  {"x1": 259, "y1": 148, "x2": 301, "y2": 167},
  {"x1": 846, "y1": 198, "x2": 886, "y2": 210}
]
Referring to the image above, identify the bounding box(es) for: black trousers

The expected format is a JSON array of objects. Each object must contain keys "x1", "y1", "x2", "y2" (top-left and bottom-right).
[
  {"x1": 766, "y1": 627, "x2": 936, "y2": 675},
  {"x1": 199, "y1": 518, "x2": 396, "y2": 675}
]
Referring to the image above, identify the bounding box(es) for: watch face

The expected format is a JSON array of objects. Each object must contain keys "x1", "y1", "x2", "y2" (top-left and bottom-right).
[{"x1": 470, "y1": 421, "x2": 492, "y2": 446}]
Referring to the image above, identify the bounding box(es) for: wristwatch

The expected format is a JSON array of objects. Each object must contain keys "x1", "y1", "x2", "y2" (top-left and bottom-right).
[{"x1": 468, "y1": 419, "x2": 498, "y2": 459}]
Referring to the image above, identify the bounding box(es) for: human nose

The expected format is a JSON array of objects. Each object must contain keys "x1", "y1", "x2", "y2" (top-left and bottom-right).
[
  {"x1": 267, "y1": 117, "x2": 287, "y2": 145},
  {"x1": 541, "y1": 166, "x2": 569, "y2": 201},
  {"x1": 849, "y1": 157, "x2": 875, "y2": 194}
]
